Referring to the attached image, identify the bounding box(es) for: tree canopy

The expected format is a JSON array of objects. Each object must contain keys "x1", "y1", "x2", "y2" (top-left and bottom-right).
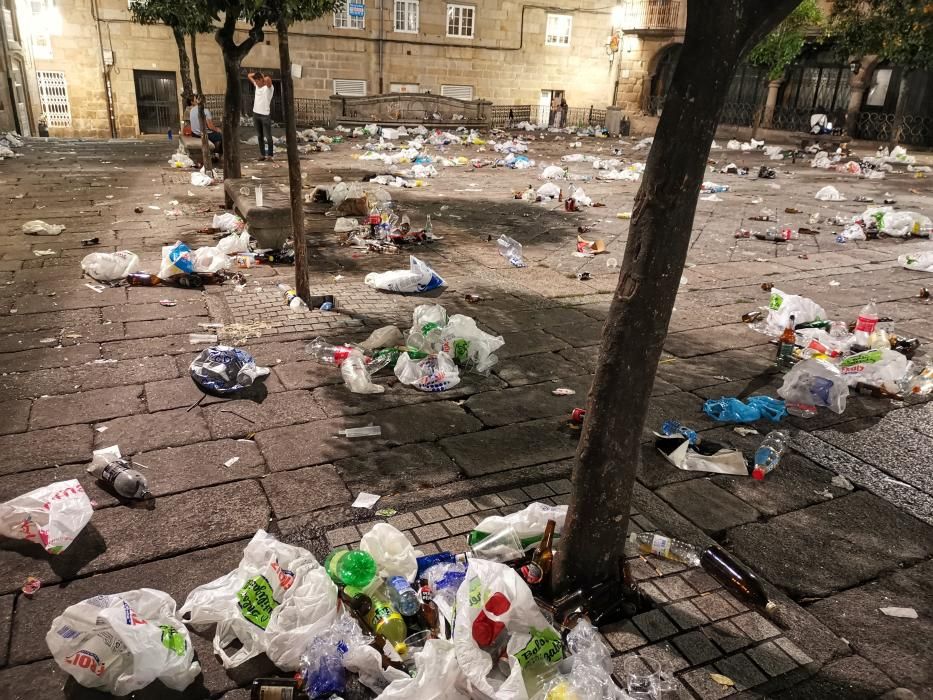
[
  {"x1": 747, "y1": 0, "x2": 823, "y2": 80},
  {"x1": 128, "y1": 0, "x2": 214, "y2": 34},
  {"x1": 829, "y1": 0, "x2": 933, "y2": 71}
]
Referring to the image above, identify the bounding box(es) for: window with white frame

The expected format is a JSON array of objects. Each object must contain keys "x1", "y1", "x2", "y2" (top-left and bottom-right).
[
  {"x1": 394, "y1": 0, "x2": 418, "y2": 33},
  {"x1": 446, "y1": 4, "x2": 474, "y2": 38},
  {"x1": 545, "y1": 14, "x2": 572, "y2": 46},
  {"x1": 37, "y1": 70, "x2": 71, "y2": 127},
  {"x1": 334, "y1": 0, "x2": 365, "y2": 30},
  {"x1": 440, "y1": 84, "x2": 473, "y2": 101}
]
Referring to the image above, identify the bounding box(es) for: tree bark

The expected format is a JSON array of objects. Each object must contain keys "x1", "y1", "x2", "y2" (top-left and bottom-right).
[
  {"x1": 215, "y1": 11, "x2": 263, "y2": 198},
  {"x1": 172, "y1": 26, "x2": 194, "y2": 108},
  {"x1": 552, "y1": 0, "x2": 802, "y2": 594},
  {"x1": 190, "y1": 33, "x2": 212, "y2": 178},
  {"x1": 889, "y1": 70, "x2": 910, "y2": 148},
  {"x1": 277, "y1": 18, "x2": 310, "y2": 303}
]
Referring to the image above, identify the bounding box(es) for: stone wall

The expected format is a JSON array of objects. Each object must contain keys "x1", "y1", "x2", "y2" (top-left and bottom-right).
[{"x1": 21, "y1": 0, "x2": 620, "y2": 138}]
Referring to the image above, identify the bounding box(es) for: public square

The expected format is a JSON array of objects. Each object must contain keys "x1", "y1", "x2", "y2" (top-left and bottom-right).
[{"x1": 0, "y1": 128, "x2": 931, "y2": 699}]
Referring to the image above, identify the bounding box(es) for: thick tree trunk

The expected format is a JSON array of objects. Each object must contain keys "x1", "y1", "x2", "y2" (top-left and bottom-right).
[
  {"x1": 552, "y1": 0, "x2": 802, "y2": 594},
  {"x1": 215, "y1": 13, "x2": 262, "y2": 203},
  {"x1": 889, "y1": 71, "x2": 910, "y2": 148},
  {"x1": 277, "y1": 19, "x2": 310, "y2": 303},
  {"x1": 190, "y1": 34, "x2": 212, "y2": 178},
  {"x1": 172, "y1": 26, "x2": 194, "y2": 108}
]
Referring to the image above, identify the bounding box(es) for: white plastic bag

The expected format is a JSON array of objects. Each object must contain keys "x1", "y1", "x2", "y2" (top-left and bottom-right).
[
  {"x1": 470, "y1": 502, "x2": 567, "y2": 552},
  {"x1": 536, "y1": 182, "x2": 561, "y2": 199},
  {"x1": 0, "y1": 479, "x2": 93, "y2": 554},
  {"x1": 377, "y1": 639, "x2": 470, "y2": 699},
  {"x1": 778, "y1": 359, "x2": 848, "y2": 414},
  {"x1": 754, "y1": 288, "x2": 827, "y2": 335},
  {"x1": 395, "y1": 351, "x2": 461, "y2": 392},
  {"x1": 180, "y1": 530, "x2": 338, "y2": 670},
  {"x1": 190, "y1": 171, "x2": 213, "y2": 187},
  {"x1": 81, "y1": 251, "x2": 140, "y2": 282},
  {"x1": 192, "y1": 246, "x2": 233, "y2": 273},
  {"x1": 46, "y1": 589, "x2": 199, "y2": 696},
  {"x1": 212, "y1": 212, "x2": 245, "y2": 233},
  {"x1": 216, "y1": 230, "x2": 250, "y2": 254},
  {"x1": 815, "y1": 185, "x2": 845, "y2": 201},
  {"x1": 22, "y1": 220, "x2": 65, "y2": 235},
  {"x1": 879, "y1": 211, "x2": 932, "y2": 238},
  {"x1": 441, "y1": 315, "x2": 506, "y2": 373},
  {"x1": 364, "y1": 255, "x2": 445, "y2": 293},
  {"x1": 158, "y1": 241, "x2": 195, "y2": 279},
  {"x1": 454, "y1": 558, "x2": 563, "y2": 700},
  {"x1": 169, "y1": 152, "x2": 195, "y2": 168},
  {"x1": 359, "y1": 523, "x2": 421, "y2": 582},
  {"x1": 839, "y1": 349, "x2": 910, "y2": 393},
  {"x1": 898, "y1": 251, "x2": 933, "y2": 273}
]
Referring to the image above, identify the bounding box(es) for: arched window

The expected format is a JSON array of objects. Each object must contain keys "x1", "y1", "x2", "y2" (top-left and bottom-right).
[
  {"x1": 646, "y1": 44, "x2": 682, "y2": 115},
  {"x1": 720, "y1": 63, "x2": 769, "y2": 125},
  {"x1": 774, "y1": 46, "x2": 850, "y2": 131}
]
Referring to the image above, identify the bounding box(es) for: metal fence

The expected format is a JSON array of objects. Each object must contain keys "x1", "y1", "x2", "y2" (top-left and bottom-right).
[
  {"x1": 199, "y1": 95, "x2": 332, "y2": 128},
  {"x1": 769, "y1": 106, "x2": 811, "y2": 133},
  {"x1": 856, "y1": 112, "x2": 933, "y2": 147},
  {"x1": 489, "y1": 105, "x2": 605, "y2": 128}
]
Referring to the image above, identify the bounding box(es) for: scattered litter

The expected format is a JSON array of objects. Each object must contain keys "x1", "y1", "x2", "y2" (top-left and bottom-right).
[
  {"x1": 365, "y1": 256, "x2": 445, "y2": 293},
  {"x1": 87, "y1": 445, "x2": 151, "y2": 499},
  {"x1": 831, "y1": 475, "x2": 855, "y2": 490},
  {"x1": 81, "y1": 251, "x2": 140, "y2": 281},
  {"x1": 815, "y1": 185, "x2": 845, "y2": 201},
  {"x1": 223, "y1": 457, "x2": 240, "y2": 468},
  {"x1": 84, "y1": 283, "x2": 106, "y2": 293},
  {"x1": 0, "y1": 479, "x2": 93, "y2": 553},
  {"x1": 552, "y1": 388, "x2": 576, "y2": 396},
  {"x1": 338, "y1": 426, "x2": 383, "y2": 438},
  {"x1": 22, "y1": 220, "x2": 65, "y2": 236},
  {"x1": 880, "y1": 607, "x2": 918, "y2": 619},
  {"x1": 655, "y1": 425, "x2": 748, "y2": 475},
  {"x1": 352, "y1": 492, "x2": 381, "y2": 509},
  {"x1": 21, "y1": 576, "x2": 41, "y2": 597},
  {"x1": 375, "y1": 507, "x2": 398, "y2": 517},
  {"x1": 159, "y1": 299, "x2": 177, "y2": 306},
  {"x1": 33, "y1": 249, "x2": 56, "y2": 256},
  {"x1": 710, "y1": 673, "x2": 735, "y2": 687},
  {"x1": 95, "y1": 426, "x2": 108, "y2": 433},
  {"x1": 189, "y1": 333, "x2": 218, "y2": 345},
  {"x1": 733, "y1": 426, "x2": 759, "y2": 436},
  {"x1": 190, "y1": 345, "x2": 270, "y2": 394}
]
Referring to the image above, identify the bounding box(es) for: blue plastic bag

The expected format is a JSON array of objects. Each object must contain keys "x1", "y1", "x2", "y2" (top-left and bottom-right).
[
  {"x1": 189, "y1": 345, "x2": 270, "y2": 395},
  {"x1": 703, "y1": 396, "x2": 786, "y2": 423}
]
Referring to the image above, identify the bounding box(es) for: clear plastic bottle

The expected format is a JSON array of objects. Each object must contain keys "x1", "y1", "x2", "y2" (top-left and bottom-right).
[
  {"x1": 385, "y1": 576, "x2": 419, "y2": 616},
  {"x1": 853, "y1": 299, "x2": 878, "y2": 348},
  {"x1": 630, "y1": 532, "x2": 701, "y2": 567},
  {"x1": 752, "y1": 431, "x2": 788, "y2": 480},
  {"x1": 341, "y1": 349, "x2": 385, "y2": 394},
  {"x1": 305, "y1": 337, "x2": 353, "y2": 365},
  {"x1": 277, "y1": 283, "x2": 307, "y2": 310},
  {"x1": 424, "y1": 215, "x2": 433, "y2": 237}
]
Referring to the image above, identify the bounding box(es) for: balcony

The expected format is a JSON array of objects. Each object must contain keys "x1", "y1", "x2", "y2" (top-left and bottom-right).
[{"x1": 618, "y1": 0, "x2": 684, "y2": 33}]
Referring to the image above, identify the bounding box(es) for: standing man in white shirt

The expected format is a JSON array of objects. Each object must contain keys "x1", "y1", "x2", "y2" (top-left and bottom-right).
[{"x1": 248, "y1": 71, "x2": 274, "y2": 161}]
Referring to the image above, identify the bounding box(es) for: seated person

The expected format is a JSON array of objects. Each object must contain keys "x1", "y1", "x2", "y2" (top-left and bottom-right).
[
  {"x1": 189, "y1": 97, "x2": 223, "y2": 156},
  {"x1": 809, "y1": 111, "x2": 831, "y2": 135}
]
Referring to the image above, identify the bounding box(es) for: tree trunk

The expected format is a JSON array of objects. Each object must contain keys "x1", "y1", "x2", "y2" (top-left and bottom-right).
[
  {"x1": 190, "y1": 33, "x2": 212, "y2": 178},
  {"x1": 277, "y1": 19, "x2": 310, "y2": 303},
  {"x1": 888, "y1": 71, "x2": 910, "y2": 149},
  {"x1": 215, "y1": 13, "x2": 262, "y2": 204},
  {"x1": 172, "y1": 26, "x2": 194, "y2": 108},
  {"x1": 552, "y1": 0, "x2": 802, "y2": 594}
]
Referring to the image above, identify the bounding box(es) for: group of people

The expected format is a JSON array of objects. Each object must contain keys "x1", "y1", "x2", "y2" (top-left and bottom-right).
[
  {"x1": 549, "y1": 94, "x2": 569, "y2": 128},
  {"x1": 187, "y1": 71, "x2": 276, "y2": 161}
]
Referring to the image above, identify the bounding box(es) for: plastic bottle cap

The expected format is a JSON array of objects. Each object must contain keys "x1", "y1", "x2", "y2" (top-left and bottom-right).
[
  {"x1": 752, "y1": 467, "x2": 766, "y2": 481},
  {"x1": 393, "y1": 642, "x2": 408, "y2": 657}
]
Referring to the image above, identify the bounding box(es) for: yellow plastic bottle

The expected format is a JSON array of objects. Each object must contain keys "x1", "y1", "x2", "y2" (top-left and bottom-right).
[{"x1": 366, "y1": 594, "x2": 409, "y2": 656}]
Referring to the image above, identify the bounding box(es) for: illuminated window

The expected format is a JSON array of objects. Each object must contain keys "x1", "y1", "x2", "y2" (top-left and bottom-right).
[{"x1": 546, "y1": 14, "x2": 572, "y2": 46}]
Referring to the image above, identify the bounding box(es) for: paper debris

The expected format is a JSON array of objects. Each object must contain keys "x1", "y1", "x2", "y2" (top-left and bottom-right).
[
  {"x1": 880, "y1": 607, "x2": 918, "y2": 619},
  {"x1": 710, "y1": 673, "x2": 735, "y2": 687},
  {"x1": 375, "y1": 508, "x2": 398, "y2": 517},
  {"x1": 33, "y1": 249, "x2": 56, "y2": 256},
  {"x1": 22, "y1": 576, "x2": 41, "y2": 597},
  {"x1": 85, "y1": 283, "x2": 106, "y2": 293},
  {"x1": 352, "y1": 492, "x2": 381, "y2": 509},
  {"x1": 831, "y1": 475, "x2": 854, "y2": 490},
  {"x1": 224, "y1": 457, "x2": 240, "y2": 468},
  {"x1": 95, "y1": 426, "x2": 108, "y2": 433},
  {"x1": 552, "y1": 388, "x2": 576, "y2": 396},
  {"x1": 733, "y1": 426, "x2": 760, "y2": 436}
]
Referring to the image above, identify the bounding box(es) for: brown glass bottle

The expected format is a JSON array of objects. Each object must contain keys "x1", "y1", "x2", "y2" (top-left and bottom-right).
[
  {"x1": 250, "y1": 677, "x2": 299, "y2": 700},
  {"x1": 126, "y1": 273, "x2": 161, "y2": 286},
  {"x1": 418, "y1": 577, "x2": 440, "y2": 638},
  {"x1": 701, "y1": 545, "x2": 777, "y2": 614},
  {"x1": 775, "y1": 314, "x2": 796, "y2": 366},
  {"x1": 521, "y1": 519, "x2": 556, "y2": 586}
]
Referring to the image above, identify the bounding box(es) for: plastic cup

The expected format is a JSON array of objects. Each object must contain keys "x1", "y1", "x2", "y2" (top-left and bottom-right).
[
  {"x1": 624, "y1": 654, "x2": 661, "y2": 699},
  {"x1": 470, "y1": 526, "x2": 524, "y2": 563},
  {"x1": 401, "y1": 630, "x2": 431, "y2": 670}
]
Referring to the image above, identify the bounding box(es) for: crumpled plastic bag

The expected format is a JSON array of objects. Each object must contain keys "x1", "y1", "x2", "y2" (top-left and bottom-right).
[
  {"x1": 190, "y1": 171, "x2": 213, "y2": 187},
  {"x1": 169, "y1": 152, "x2": 195, "y2": 168},
  {"x1": 878, "y1": 211, "x2": 932, "y2": 238},
  {"x1": 377, "y1": 639, "x2": 470, "y2": 699},
  {"x1": 365, "y1": 255, "x2": 445, "y2": 293},
  {"x1": 216, "y1": 231, "x2": 250, "y2": 254},
  {"x1": 22, "y1": 220, "x2": 65, "y2": 235},
  {"x1": 778, "y1": 358, "x2": 848, "y2": 414},
  {"x1": 0, "y1": 479, "x2": 92, "y2": 554},
  {"x1": 46, "y1": 589, "x2": 200, "y2": 696},
  {"x1": 540, "y1": 165, "x2": 565, "y2": 180},
  {"x1": 453, "y1": 558, "x2": 563, "y2": 700},
  {"x1": 815, "y1": 185, "x2": 845, "y2": 201},
  {"x1": 898, "y1": 251, "x2": 933, "y2": 273},
  {"x1": 753, "y1": 288, "x2": 827, "y2": 335},
  {"x1": 359, "y1": 523, "x2": 421, "y2": 582},
  {"x1": 192, "y1": 246, "x2": 233, "y2": 273},
  {"x1": 497, "y1": 234, "x2": 527, "y2": 266},
  {"x1": 536, "y1": 182, "x2": 561, "y2": 199},
  {"x1": 839, "y1": 348, "x2": 910, "y2": 393},
  {"x1": 190, "y1": 345, "x2": 270, "y2": 395},
  {"x1": 469, "y1": 502, "x2": 567, "y2": 552},
  {"x1": 703, "y1": 396, "x2": 786, "y2": 423},
  {"x1": 180, "y1": 530, "x2": 338, "y2": 670},
  {"x1": 440, "y1": 315, "x2": 505, "y2": 373},
  {"x1": 81, "y1": 251, "x2": 140, "y2": 282},
  {"x1": 158, "y1": 241, "x2": 195, "y2": 279},
  {"x1": 212, "y1": 212, "x2": 245, "y2": 233},
  {"x1": 395, "y1": 351, "x2": 461, "y2": 392}
]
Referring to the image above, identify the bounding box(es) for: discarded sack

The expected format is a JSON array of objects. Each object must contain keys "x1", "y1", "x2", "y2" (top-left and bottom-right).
[
  {"x1": 22, "y1": 220, "x2": 65, "y2": 236},
  {"x1": 815, "y1": 185, "x2": 845, "y2": 201},
  {"x1": 192, "y1": 246, "x2": 233, "y2": 273},
  {"x1": 654, "y1": 431, "x2": 748, "y2": 475},
  {"x1": 0, "y1": 479, "x2": 93, "y2": 554},
  {"x1": 754, "y1": 288, "x2": 827, "y2": 335},
  {"x1": 46, "y1": 589, "x2": 200, "y2": 696},
  {"x1": 778, "y1": 359, "x2": 848, "y2": 414},
  {"x1": 453, "y1": 558, "x2": 563, "y2": 699},
  {"x1": 216, "y1": 230, "x2": 251, "y2": 255},
  {"x1": 158, "y1": 241, "x2": 195, "y2": 279},
  {"x1": 190, "y1": 345, "x2": 270, "y2": 395},
  {"x1": 469, "y1": 502, "x2": 567, "y2": 552},
  {"x1": 365, "y1": 255, "x2": 445, "y2": 293},
  {"x1": 180, "y1": 530, "x2": 339, "y2": 670},
  {"x1": 395, "y1": 351, "x2": 461, "y2": 392},
  {"x1": 359, "y1": 523, "x2": 421, "y2": 582},
  {"x1": 81, "y1": 251, "x2": 140, "y2": 282},
  {"x1": 898, "y1": 251, "x2": 933, "y2": 273}
]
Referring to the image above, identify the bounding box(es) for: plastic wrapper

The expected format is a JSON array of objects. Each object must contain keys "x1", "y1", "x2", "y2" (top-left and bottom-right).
[
  {"x1": 898, "y1": 251, "x2": 933, "y2": 273},
  {"x1": 158, "y1": 241, "x2": 195, "y2": 278},
  {"x1": 212, "y1": 212, "x2": 245, "y2": 233},
  {"x1": 216, "y1": 230, "x2": 250, "y2": 254},
  {"x1": 359, "y1": 523, "x2": 421, "y2": 582},
  {"x1": 540, "y1": 165, "x2": 566, "y2": 179},
  {"x1": 454, "y1": 558, "x2": 563, "y2": 700},
  {"x1": 192, "y1": 246, "x2": 233, "y2": 273},
  {"x1": 469, "y1": 502, "x2": 567, "y2": 552},
  {"x1": 46, "y1": 589, "x2": 199, "y2": 696},
  {"x1": 189, "y1": 345, "x2": 270, "y2": 395},
  {"x1": 394, "y1": 351, "x2": 461, "y2": 392},
  {"x1": 751, "y1": 288, "x2": 827, "y2": 335},
  {"x1": 778, "y1": 359, "x2": 848, "y2": 414},
  {"x1": 815, "y1": 185, "x2": 845, "y2": 201},
  {"x1": 365, "y1": 255, "x2": 445, "y2": 293},
  {"x1": 839, "y1": 348, "x2": 910, "y2": 393},
  {"x1": 341, "y1": 349, "x2": 386, "y2": 394},
  {"x1": 81, "y1": 251, "x2": 140, "y2": 281},
  {"x1": 441, "y1": 315, "x2": 506, "y2": 373},
  {"x1": 298, "y1": 608, "x2": 376, "y2": 698},
  {"x1": 703, "y1": 396, "x2": 786, "y2": 423},
  {"x1": 654, "y1": 431, "x2": 748, "y2": 475},
  {"x1": 878, "y1": 211, "x2": 932, "y2": 238},
  {"x1": 180, "y1": 530, "x2": 338, "y2": 670},
  {"x1": 0, "y1": 479, "x2": 92, "y2": 554},
  {"x1": 497, "y1": 234, "x2": 527, "y2": 266},
  {"x1": 190, "y1": 171, "x2": 213, "y2": 187},
  {"x1": 536, "y1": 182, "x2": 561, "y2": 200},
  {"x1": 22, "y1": 220, "x2": 65, "y2": 235}
]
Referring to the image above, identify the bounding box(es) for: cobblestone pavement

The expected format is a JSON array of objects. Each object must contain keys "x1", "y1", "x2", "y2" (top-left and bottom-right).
[{"x1": 0, "y1": 131, "x2": 931, "y2": 699}]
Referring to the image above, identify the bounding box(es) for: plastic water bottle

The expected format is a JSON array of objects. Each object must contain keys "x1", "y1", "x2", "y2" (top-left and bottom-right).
[
  {"x1": 630, "y1": 532, "x2": 701, "y2": 567},
  {"x1": 386, "y1": 576, "x2": 420, "y2": 616},
  {"x1": 306, "y1": 337, "x2": 353, "y2": 365},
  {"x1": 323, "y1": 549, "x2": 377, "y2": 588},
  {"x1": 340, "y1": 349, "x2": 386, "y2": 394},
  {"x1": 277, "y1": 283, "x2": 307, "y2": 310},
  {"x1": 853, "y1": 299, "x2": 878, "y2": 348},
  {"x1": 87, "y1": 458, "x2": 151, "y2": 499},
  {"x1": 752, "y1": 431, "x2": 788, "y2": 480}
]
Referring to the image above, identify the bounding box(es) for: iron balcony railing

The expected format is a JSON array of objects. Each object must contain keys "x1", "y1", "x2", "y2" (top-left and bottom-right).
[{"x1": 619, "y1": 0, "x2": 682, "y2": 31}]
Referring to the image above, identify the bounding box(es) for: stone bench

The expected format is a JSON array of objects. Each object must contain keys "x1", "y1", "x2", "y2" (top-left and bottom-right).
[
  {"x1": 800, "y1": 132, "x2": 849, "y2": 152},
  {"x1": 223, "y1": 178, "x2": 332, "y2": 249},
  {"x1": 181, "y1": 134, "x2": 215, "y2": 166}
]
